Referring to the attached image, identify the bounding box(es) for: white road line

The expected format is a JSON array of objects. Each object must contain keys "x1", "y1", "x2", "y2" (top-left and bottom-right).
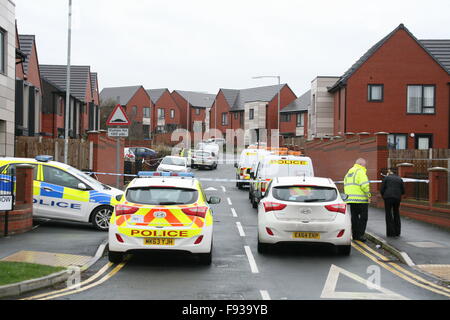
[
  {"x1": 260, "y1": 290, "x2": 271, "y2": 301},
  {"x1": 236, "y1": 222, "x2": 246, "y2": 237},
  {"x1": 221, "y1": 186, "x2": 227, "y2": 193},
  {"x1": 227, "y1": 197, "x2": 232, "y2": 206},
  {"x1": 231, "y1": 208, "x2": 238, "y2": 218},
  {"x1": 244, "y1": 246, "x2": 259, "y2": 274}
]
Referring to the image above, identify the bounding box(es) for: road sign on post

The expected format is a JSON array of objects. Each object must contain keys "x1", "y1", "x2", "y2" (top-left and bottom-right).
[{"x1": 107, "y1": 105, "x2": 130, "y2": 189}]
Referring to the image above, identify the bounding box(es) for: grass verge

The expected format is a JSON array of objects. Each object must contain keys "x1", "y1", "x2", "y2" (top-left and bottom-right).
[{"x1": 0, "y1": 262, "x2": 65, "y2": 286}]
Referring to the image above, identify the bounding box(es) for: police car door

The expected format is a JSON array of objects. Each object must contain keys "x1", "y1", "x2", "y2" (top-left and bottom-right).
[{"x1": 37, "y1": 165, "x2": 90, "y2": 221}]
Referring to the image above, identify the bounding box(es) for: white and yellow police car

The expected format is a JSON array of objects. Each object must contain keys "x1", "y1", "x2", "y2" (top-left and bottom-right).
[
  {"x1": 0, "y1": 156, "x2": 123, "y2": 231},
  {"x1": 108, "y1": 172, "x2": 220, "y2": 265}
]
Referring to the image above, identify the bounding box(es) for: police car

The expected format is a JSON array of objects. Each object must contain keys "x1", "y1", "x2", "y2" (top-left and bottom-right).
[
  {"x1": 235, "y1": 148, "x2": 264, "y2": 189},
  {"x1": 0, "y1": 156, "x2": 123, "y2": 231},
  {"x1": 108, "y1": 172, "x2": 221, "y2": 265},
  {"x1": 249, "y1": 154, "x2": 314, "y2": 208},
  {"x1": 258, "y1": 177, "x2": 352, "y2": 255}
]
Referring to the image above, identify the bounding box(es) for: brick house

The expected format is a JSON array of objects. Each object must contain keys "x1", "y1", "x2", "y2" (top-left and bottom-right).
[
  {"x1": 40, "y1": 65, "x2": 100, "y2": 138},
  {"x1": 171, "y1": 90, "x2": 215, "y2": 134},
  {"x1": 328, "y1": 24, "x2": 450, "y2": 150},
  {"x1": 15, "y1": 31, "x2": 43, "y2": 137},
  {"x1": 147, "y1": 89, "x2": 181, "y2": 134},
  {"x1": 209, "y1": 84, "x2": 297, "y2": 145},
  {"x1": 280, "y1": 90, "x2": 309, "y2": 138},
  {"x1": 100, "y1": 86, "x2": 151, "y2": 140}
]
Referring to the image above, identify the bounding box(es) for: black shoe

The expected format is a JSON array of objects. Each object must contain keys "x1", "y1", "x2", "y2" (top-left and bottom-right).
[{"x1": 356, "y1": 237, "x2": 367, "y2": 243}]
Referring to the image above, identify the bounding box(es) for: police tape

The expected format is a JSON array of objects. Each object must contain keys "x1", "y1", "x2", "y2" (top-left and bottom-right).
[{"x1": 84, "y1": 172, "x2": 430, "y2": 184}]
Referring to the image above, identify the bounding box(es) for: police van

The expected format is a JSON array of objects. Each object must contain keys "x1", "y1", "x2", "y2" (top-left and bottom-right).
[
  {"x1": 235, "y1": 148, "x2": 261, "y2": 189},
  {"x1": 0, "y1": 156, "x2": 123, "y2": 231},
  {"x1": 249, "y1": 154, "x2": 315, "y2": 208}
]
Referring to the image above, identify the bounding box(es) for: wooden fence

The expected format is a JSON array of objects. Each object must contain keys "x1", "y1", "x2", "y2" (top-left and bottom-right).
[{"x1": 15, "y1": 137, "x2": 91, "y2": 170}]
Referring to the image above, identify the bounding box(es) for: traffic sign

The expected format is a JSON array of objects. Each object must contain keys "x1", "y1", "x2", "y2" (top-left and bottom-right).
[
  {"x1": 107, "y1": 104, "x2": 131, "y2": 126},
  {"x1": 108, "y1": 128, "x2": 129, "y2": 137},
  {"x1": 0, "y1": 196, "x2": 13, "y2": 211}
]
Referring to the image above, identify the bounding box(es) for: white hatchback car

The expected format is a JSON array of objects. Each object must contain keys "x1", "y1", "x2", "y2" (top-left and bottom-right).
[
  {"x1": 257, "y1": 177, "x2": 352, "y2": 255},
  {"x1": 157, "y1": 156, "x2": 189, "y2": 173}
]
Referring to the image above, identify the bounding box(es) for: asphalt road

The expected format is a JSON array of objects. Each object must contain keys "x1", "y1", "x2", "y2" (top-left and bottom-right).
[{"x1": 19, "y1": 163, "x2": 450, "y2": 301}]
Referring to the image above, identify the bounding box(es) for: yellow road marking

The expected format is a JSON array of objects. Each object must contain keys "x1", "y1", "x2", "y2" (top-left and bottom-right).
[
  {"x1": 352, "y1": 242, "x2": 450, "y2": 298},
  {"x1": 357, "y1": 241, "x2": 450, "y2": 294},
  {"x1": 40, "y1": 261, "x2": 127, "y2": 300},
  {"x1": 22, "y1": 262, "x2": 114, "y2": 300}
]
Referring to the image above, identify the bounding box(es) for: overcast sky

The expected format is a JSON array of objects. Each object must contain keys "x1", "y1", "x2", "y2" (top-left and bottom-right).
[{"x1": 15, "y1": 0, "x2": 450, "y2": 96}]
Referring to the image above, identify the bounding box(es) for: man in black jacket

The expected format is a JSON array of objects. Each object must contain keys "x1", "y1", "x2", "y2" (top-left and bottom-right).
[{"x1": 381, "y1": 169, "x2": 405, "y2": 237}]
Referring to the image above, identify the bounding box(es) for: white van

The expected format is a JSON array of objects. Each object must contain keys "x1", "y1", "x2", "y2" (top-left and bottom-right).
[{"x1": 249, "y1": 155, "x2": 315, "y2": 207}]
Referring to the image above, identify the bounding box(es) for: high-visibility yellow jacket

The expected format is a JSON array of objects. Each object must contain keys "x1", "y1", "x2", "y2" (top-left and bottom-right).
[{"x1": 344, "y1": 164, "x2": 371, "y2": 204}]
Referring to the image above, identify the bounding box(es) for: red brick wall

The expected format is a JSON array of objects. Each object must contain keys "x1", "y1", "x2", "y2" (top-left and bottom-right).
[
  {"x1": 333, "y1": 28, "x2": 450, "y2": 148},
  {"x1": 171, "y1": 91, "x2": 207, "y2": 132},
  {"x1": 153, "y1": 90, "x2": 182, "y2": 128},
  {"x1": 125, "y1": 87, "x2": 152, "y2": 124},
  {"x1": 209, "y1": 91, "x2": 232, "y2": 134},
  {"x1": 305, "y1": 134, "x2": 389, "y2": 197},
  {"x1": 267, "y1": 85, "x2": 298, "y2": 132}
]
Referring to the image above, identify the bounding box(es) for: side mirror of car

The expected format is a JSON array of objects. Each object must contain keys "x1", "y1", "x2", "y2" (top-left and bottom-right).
[
  {"x1": 255, "y1": 190, "x2": 262, "y2": 199},
  {"x1": 116, "y1": 194, "x2": 123, "y2": 202},
  {"x1": 78, "y1": 183, "x2": 89, "y2": 191},
  {"x1": 250, "y1": 172, "x2": 255, "y2": 180},
  {"x1": 341, "y1": 193, "x2": 349, "y2": 201},
  {"x1": 208, "y1": 196, "x2": 221, "y2": 205}
]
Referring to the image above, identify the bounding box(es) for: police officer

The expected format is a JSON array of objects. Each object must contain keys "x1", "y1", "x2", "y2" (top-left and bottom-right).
[
  {"x1": 381, "y1": 168, "x2": 405, "y2": 237},
  {"x1": 344, "y1": 158, "x2": 371, "y2": 242}
]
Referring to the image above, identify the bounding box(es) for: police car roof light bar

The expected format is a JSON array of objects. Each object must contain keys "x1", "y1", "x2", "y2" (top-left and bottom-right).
[
  {"x1": 138, "y1": 172, "x2": 195, "y2": 179},
  {"x1": 35, "y1": 155, "x2": 54, "y2": 163}
]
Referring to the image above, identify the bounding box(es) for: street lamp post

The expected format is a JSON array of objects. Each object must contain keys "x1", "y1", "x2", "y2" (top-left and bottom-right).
[
  {"x1": 64, "y1": 0, "x2": 73, "y2": 164},
  {"x1": 252, "y1": 75, "x2": 281, "y2": 145}
]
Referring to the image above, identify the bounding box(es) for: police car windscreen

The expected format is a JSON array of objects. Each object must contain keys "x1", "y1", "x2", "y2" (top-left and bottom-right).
[
  {"x1": 273, "y1": 186, "x2": 337, "y2": 203},
  {"x1": 240, "y1": 152, "x2": 258, "y2": 167},
  {"x1": 126, "y1": 187, "x2": 198, "y2": 205},
  {"x1": 161, "y1": 157, "x2": 186, "y2": 166}
]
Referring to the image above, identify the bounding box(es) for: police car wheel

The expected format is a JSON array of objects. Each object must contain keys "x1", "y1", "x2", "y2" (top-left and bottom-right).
[
  {"x1": 91, "y1": 206, "x2": 113, "y2": 231},
  {"x1": 108, "y1": 250, "x2": 124, "y2": 263}
]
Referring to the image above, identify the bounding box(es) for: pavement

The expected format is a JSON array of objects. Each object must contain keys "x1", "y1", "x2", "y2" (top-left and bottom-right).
[{"x1": 366, "y1": 207, "x2": 450, "y2": 282}]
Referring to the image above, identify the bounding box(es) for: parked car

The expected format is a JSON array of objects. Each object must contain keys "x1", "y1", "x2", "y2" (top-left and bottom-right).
[
  {"x1": 127, "y1": 147, "x2": 158, "y2": 159},
  {"x1": 257, "y1": 176, "x2": 351, "y2": 255},
  {"x1": 157, "y1": 156, "x2": 189, "y2": 173},
  {"x1": 192, "y1": 150, "x2": 218, "y2": 170},
  {"x1": 124, "y1": 148, "x2": 136, "y2": 161}
]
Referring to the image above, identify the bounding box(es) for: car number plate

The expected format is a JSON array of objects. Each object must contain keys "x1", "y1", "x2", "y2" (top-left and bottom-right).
[
  {"x1": 293, "y1": 232, "x2": 321, "y2": 240},
  {"x1": 144, "y1": 238, "x2": 175, "y2": 246}
]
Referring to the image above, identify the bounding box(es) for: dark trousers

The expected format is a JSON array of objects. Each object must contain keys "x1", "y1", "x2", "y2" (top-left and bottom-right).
[
  {"x1": 349, "y1": 203, "x2": 369, "y2": 240},
  {"x1": 384, "y1": 198, "x2": 401, "y2": 237}
]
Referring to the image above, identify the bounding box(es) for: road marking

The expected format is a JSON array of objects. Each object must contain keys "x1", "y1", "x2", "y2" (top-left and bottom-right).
[
  {"x1": 227, "y1": 198, "x2": 232, "y2": 206},
  {"x1": 260, "y1": 290, "x2": 271, "y2": 300},
  {"x1": 205, "y1": 187, "x2": 218, "y2": 192},
  {"x1": 41, "y1": 260, "x2": 128, "y2": 300},
  {"x1": 221, "y1": 186, "x2": 227, "y2": 193},
  {"x1": 356, "y1": 241, "x2": 450, "y2": 294},
  {"x1": 236, "y1": 222, "x2": 246, "y2": 237},
  {"x1": 231, "y1": 208, "x2": 238, "y2": 218},
  {"x1": 352, "y1": 242, "x2": 450, "y2": 298},
  {"x1": 244, "y1": 246, "x2": 259, "y2": 274},
  {"x1": 23, "y1": 262, "x2": 113, "y2": 300},
  {"x1": 320, "y1": 265, "x2": 407, "y2": 300}
]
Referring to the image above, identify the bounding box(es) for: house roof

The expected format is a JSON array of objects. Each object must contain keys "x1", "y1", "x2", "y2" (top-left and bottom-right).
[
  {"x1": 174, "y1": 90, "x2": 216, "y2": 108},
  {"x1": 420, "y1": 40, "x2": 450, "y2": 73},
  {"x1": 100, "y1": 86, "x2": 142, "y2": 105},
  {"x1": 18, "y1": 35, "x2": 35, "y2": 75},
  {"x1": 221, "y1": 84, "x2": 287, "y2": 111},
  {"x1": 147, "y1": 89, "x2": 167, "y2": 104},
  {"x1": 281, "y1": 90, "x2": 310, "y2": 113},
  {"x1": 40, "y1": 64, "x2": 91, "y2": 101},
  {"x1": 329, "y1": 24, "x2": 450, "y2": 92}
]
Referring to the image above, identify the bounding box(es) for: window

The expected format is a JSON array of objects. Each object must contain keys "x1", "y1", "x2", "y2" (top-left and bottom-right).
[
  {"x1": 6, "y1": 164, "x2": 38, "y2": 180},
  {"x1": 388, "y1": 134, "x2": 407, "y2": 150},
  {"x1": 131, "y1": 106, "x2": 138, "y2": 118},
  {"x1": 234, "y1": 112, "x2": 239, "y2": 120},
  {"x1": 195, "y1": 108, "x2": 201, "y2": 116},
  {"x1": 296, "y1": 114, "x2": 304, "y2": 127},
  {"x1": 368, "y1": 84, "x2": 384, "y2": 102},
  {"x1": 170, "y1": 109, "x2": 175, "y2": 119},
  {"x1": 415, "y1": 134, "x2": 433, "y2": 150},
  {"x1": 143, "y1": 107, "x2": 150, "y2": 118},
  {"x1": 407, "y1": 85, "x2": 435, "y2": 114},
  {"x1": 158, "y1": 108, "x2": 165, "y2": 120},
  {"x1": 222, "y1": 113, "x2": 228, "y2": 126},
  {"x1": 43, "y1": 165, "x2": 83, "y2": 190},
  {"x1": 0, "y1": 29, "x2": 5, "y2": 74},
  {"x1": 280, "y1": 114, "x2": 291, "y2": 122},
  {"x1": 126, "y1": 187, "x2": 198, "y2": 206},
  {"x1": 249, "y1": 109, "x2": 254, "y2": 120},
  {"x1": 273, "y1": 186, "x2": 338, "y2": 203}
]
